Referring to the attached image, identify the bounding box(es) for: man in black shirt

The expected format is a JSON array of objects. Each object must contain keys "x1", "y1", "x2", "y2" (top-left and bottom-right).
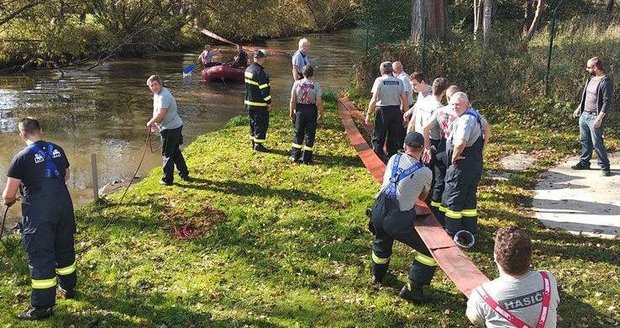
[{"x1": 2, "y1": 117, "x2": 77, "y2": 320}]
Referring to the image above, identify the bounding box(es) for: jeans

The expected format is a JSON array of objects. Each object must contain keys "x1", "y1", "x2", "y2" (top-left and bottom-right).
[
  {"x1": 160, "y1": 126, "x2": 189, "y2": 183},
  {"x1": 579, "y1": 112, "x2": 609, "y2": 170}
]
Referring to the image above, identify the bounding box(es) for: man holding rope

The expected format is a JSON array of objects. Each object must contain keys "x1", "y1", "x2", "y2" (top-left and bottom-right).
[
  {"x1": 2, "y1": 117, "x2": 76, "y2": 320},
  {"x1": 146, "y1": 75, "x2": 191, "y2": 186}
]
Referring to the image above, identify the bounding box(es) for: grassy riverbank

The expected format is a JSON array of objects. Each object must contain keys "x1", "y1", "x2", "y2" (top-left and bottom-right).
[{"x1": 1, "y1": 96, "x2": 619, "y2": 327}]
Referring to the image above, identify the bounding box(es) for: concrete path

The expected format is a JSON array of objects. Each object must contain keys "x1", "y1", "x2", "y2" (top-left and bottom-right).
[{"x1": 533, "y1": 152, "x2": 620, "y2": 238}]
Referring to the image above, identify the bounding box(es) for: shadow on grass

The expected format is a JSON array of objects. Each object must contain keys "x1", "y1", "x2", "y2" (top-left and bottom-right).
[{"x1": 181, "y1": 178, "x2": 336, "y2": 205}]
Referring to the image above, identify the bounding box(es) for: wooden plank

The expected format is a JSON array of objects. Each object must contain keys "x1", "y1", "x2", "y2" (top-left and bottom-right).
[{"x1": 338, "y1": 96, "x2": 489, "y2": 298}]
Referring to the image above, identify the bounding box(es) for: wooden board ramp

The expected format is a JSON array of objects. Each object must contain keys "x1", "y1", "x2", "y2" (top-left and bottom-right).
[{"x1": 337, "y1": 96, "x2": 489, "y2": 298}]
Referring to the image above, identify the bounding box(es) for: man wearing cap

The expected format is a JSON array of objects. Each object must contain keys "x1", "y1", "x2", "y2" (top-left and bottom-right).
[
  {"x1": 442, "y1": 92, "x2": 490, "y2": 246},
  {"x1": 245, "y1": 50, "x2": 272, "y2": 152},
  {"x1": 369, "y1": 131, "x2": 438, "y2": 303},
  {"x1": 291, "y1": 38, "x2": 310, "y2": 81},
  {"x1": 366, "y1": 61, "x2": 408, "y2": 161}
]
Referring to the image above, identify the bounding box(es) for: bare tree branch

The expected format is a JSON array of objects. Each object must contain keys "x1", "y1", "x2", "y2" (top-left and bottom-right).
[{"x1": 0, "y1": 0, "x2": 42, "y2": 26}]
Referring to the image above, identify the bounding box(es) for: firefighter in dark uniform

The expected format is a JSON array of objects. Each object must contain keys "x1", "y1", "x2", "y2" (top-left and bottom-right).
[
  {"x1": 365, "y1": 61, "x2": 408, "y2": 162},
  {"x1": 370, "y1": 132, "x2": 438, "y2": 303},
  {"x1": 288, "y1": 65, "x2": 325, "y2": 164},
  {"x1": 245, "y1": 49, "x2": 272, "y2": 152},
  {"x1": 442, "y1": 92, "x2": 490, "y2": 248},
  {"x1": 2, "y1": 118, "x2": 76, "y2": 320}
]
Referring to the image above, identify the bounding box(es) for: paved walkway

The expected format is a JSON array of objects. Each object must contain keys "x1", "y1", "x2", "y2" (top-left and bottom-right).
[{"x1": 533, "y1": 152, "x2": 620, "y2": 238}]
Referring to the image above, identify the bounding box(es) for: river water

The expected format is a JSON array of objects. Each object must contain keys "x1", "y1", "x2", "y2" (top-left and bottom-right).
[{"x1": 0, "y1": 29, "x2": 362, "y2": 226}]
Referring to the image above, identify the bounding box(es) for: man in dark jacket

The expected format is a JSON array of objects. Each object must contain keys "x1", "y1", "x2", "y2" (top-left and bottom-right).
[
  {"x1": 572, "y1": 56, "x2": 614, "y2": 176},
  {"x1": 244, "y1": 50, "x2": 272, "y2": 152}
]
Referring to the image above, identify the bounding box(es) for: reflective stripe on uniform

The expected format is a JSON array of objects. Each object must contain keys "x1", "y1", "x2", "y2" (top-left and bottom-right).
[
  {"x1": 303, "y1": 145, "x2": 313, "y2": 151},
  {"x1": 259, "y1": 83, "x2": 270, "y2": 89},
  {"x1": 292, "y1": 143, "x2": 303, "y2": 149},
  {"x1": 372, "y1": 251, "x2": 390, "y2": 264},
  {"x1": 250, "y1": 136, "x2": 256, "y2": 141},
  {"x1": 430, "y1": 201, "x2": 441, "y2": 208},
  {"x1": 439, "y1": 205, "x2": 447, "y2": 212},
  {"x1": 56, "y1": 261, "x2": 76, "y2": 276},
  {"x1": 445, "y1": 209, "x2": 462, "y2": 219},
  {"x1": 244, "y1": 72, "x2": 254, "y2": 78},
  {"x1": 462, "y1": 209, "x2": 478, "y2": 217},
  {"x1": 254, "y1": 138, "x2": 266, "y2": 143},
  {"x1": 263, "y1": 95, "x2": 272, "y2": 101},
  {"x1": 244, "y1": 100, "x2": 268, "y2": 107},
  {"x1": 245, "y1": 79, "x2": 259, "y2": 86},
  {"x1": 32, "y1": 277, "x2": 57, "y2": 289},
  {"x1": 414, "y1": 252, "x2": 437, "y2": 267}
]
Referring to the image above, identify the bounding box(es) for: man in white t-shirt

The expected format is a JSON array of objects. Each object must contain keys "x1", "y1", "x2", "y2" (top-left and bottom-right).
[{"x1": 466, "y1": 226, "x2": 560, "y2": 327}]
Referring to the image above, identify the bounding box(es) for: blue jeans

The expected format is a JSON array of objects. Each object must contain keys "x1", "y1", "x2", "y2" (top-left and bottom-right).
[{"x1": 579, "y1": 112, "x2": 609, "y2": 170}]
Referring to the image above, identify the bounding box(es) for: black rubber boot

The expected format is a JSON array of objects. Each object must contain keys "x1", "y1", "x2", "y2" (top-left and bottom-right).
[
  {"x1": 18, "y1": 307, "x2": 53, "y2": 320},
  {"x1": 399, "y1": 283, "x2": 427, "y2": 304}
]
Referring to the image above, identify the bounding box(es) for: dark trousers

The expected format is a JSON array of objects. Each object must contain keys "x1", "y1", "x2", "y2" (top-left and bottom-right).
[
  {"x1": 372, "y1": 106, "x2": 403, "y2": 161},
  {"x1": 430, "y1": 139, "x2": 447, "y2": 226},
  {"x1": 160, "y1": 126, "x2": 189, "y2": 184},
  {"x1": 249, "y1": 108, "x2": 270, "y2": 145},
  {"x1": 442, "y1": 137, "x2": 484, "y2": 236},
  {"x1": 22, "y1": 186, "x2": 76, "y2": 308},
  {"x1": 291, "y1": 103, "x2": 318, "y2": 162},
  {"x1": 370, "y1": 194, "x2": 436, "y2": 286}
]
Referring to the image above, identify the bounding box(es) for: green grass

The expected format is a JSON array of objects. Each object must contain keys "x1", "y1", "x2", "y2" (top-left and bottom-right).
[{"x1": 1, "y1": 98, "x2": 619, "y2": 327}]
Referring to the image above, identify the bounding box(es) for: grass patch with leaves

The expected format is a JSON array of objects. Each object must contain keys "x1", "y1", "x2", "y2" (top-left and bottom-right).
[{"x1": 1, "y1": 98, "x2": 619, "y2": 327}]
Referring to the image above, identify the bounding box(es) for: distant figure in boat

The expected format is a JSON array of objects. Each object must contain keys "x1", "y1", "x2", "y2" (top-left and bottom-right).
[
  {"x1": 232, "y1": 44, "x2": 249, "y2": 68},
  {"x1": 198, "y1": 44, "x2": 220, "y2": 68},
  {"x1": 292, "y1": 38, "x2": 310, "y2": 81}
]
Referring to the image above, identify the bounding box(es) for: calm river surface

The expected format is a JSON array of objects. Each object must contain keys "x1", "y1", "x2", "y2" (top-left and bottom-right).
[{"x1": 0, "y1": 29, "x2": 363, "y2": 225}]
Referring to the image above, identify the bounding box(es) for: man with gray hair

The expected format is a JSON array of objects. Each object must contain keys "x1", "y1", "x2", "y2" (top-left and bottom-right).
[
  {"x1": 291, "y1": 38, "x2": 310, "y2": 81},
  {"x1": 442, "y1": 91, "x2": 490, "y2": 247},
  {"x1": 366, "y1": 61, "x2": 408, "y2": 161}
]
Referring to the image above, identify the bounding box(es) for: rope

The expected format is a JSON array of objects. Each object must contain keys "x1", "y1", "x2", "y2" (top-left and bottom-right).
[{"x1": 1, "y1": 206, "x2": 21, "y2": 251}]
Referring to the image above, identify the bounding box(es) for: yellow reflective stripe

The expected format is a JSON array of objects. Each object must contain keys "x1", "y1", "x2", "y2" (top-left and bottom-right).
[
  {"x1": 303, "y1": 145, "x2": 313, "y2": 151},
  {"x1": 56, "y1": 261, "x2": 76, "y2": 275},
  {"x1": 32, "y1": 277, "x2": 57, "y2": 289},
  {"x1": 292, "y1": 143, "x2": 303, "y2": 149},
  {"x1": 263, "y1": 95, "x2": 272, "y2": 101},
  {"x1": 254, "y1": 139, "x2": 265, "y2": 143},
  {"x1": 244, "y1": 79, "x2": 259, "y2": 86},
  {"x1": 372, "y1": 252, "x2": 390, "y2": 264},
  {"x1": 430, "y1": 201, "x2": 441, "y2": 208},
  {"x1": 439, "y1": 205, "x2": 447, "y2": 212},
  {"x1": 462, "y1": 209, "x2": 478, "y2": 217},
  {"x1": 259, "y1": 83, "x2": 269, "y2": 89},
  {"x1": 445, "y1": 210, "x2": 462, "y2": 219},
  {"x1": 244, "y1": 100, "x2": 268, "y2": 107},
  {"x1": 249, "y1": 136, "x2": 256, "y2": 141},
  {"x1": 244, "y1": 72, "x2": 254, "y2": 78},
  {"x1": 414, "y1": 253, "x2": 437, "y2": 266}
]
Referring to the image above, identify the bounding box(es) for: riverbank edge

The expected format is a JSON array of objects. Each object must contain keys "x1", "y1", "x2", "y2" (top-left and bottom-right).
[{"x1": 0, "y1": 97, "x2": 618, "y2": 327}]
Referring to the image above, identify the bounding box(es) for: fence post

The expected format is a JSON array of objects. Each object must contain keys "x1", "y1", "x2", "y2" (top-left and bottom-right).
[{"x1": 91, "y1": 153, "x2": 99, "y2": 203}]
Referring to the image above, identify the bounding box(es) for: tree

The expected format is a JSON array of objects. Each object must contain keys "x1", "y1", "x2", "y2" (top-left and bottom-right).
[
  {"x1": 410, "y1": 0, "x2": 448, "y2": 44},
  {"x1": 0, "y1": 0, "x2": 42, "y2": 26},
  {"x1": 523, "y1": 0, "x2": 544, "y2": 42},
  {"x1": 482, "y1": 0, "x2": 493, "y2": 48},
  {"x1": 607, "y1": 0, "x2": 614, "y2": 13}
]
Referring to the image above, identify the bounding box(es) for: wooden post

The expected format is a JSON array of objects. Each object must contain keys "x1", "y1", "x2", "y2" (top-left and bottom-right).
[{"x1": 91, "y1": 153, "x2": 99, "y2": 203}]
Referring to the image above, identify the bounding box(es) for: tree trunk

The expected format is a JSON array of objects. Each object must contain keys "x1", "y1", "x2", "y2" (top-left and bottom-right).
[
  {"x1": 607, "y1": 0, "x2": 615, "y2": 13},
  {"x1": 473, "y1": 0, "x2": 482, "y2": 40},
  {"x1": 523, "y1": 0, "x2": 544, "y2": 42},
  {"x1": 411, "y1": 0, "x2": 448, "y2": 44},
  {"x1": 482, "y1": 0, "x2": 493, "y2": 48}
]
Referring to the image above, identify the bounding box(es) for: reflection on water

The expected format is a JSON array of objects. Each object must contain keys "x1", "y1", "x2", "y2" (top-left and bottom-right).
[{"x1": 0, "y1": 28, "x2": 362, "y2": 225}]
